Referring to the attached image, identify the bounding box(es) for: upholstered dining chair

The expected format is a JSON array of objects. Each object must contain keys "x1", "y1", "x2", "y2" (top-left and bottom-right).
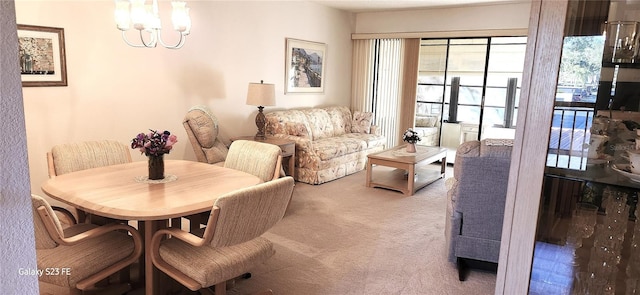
[
  {"x1": 224, "y1": 140, "x2": 282, "y2": 182},
  {"x1": 186, "y1": 137, "x2": 283, "y2": 231},
  {"x1": 47, "y1": 140, "x2": 132, "y2": 223},
  {"x1": 183, "y1": 105, "x2": 230, "y2": 165},
  {"x1": 31, "y1": 194, "x2": 143, "y2": 294},
  {"x1": 150, "y1": 176, "x2": 295, "y2": 295}
]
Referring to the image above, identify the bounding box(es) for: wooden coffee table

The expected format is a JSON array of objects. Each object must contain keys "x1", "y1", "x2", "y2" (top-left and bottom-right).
[{"x1": 366, "y1": 145, "x2": 447, "y2": 195}]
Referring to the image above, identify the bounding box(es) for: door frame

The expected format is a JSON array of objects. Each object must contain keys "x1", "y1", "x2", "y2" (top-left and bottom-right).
[{"x1": 495, "y1": 0, "x2": 570, "y2": 294}]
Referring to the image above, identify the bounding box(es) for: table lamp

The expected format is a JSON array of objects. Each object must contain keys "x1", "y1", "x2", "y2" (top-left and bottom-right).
[{"x1": 246, "y1": 80, "x2": 276, "y2": 140}]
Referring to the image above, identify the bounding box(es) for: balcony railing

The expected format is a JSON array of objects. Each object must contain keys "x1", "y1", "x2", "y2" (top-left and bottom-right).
[{"x1": 547, "y1": 104, "x2": 595, "y2": 170}]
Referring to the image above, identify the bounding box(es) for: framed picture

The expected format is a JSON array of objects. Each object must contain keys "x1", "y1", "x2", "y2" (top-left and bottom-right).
[
  {"x1": 285, "y1": 38, "x2": 326, "y2": 93},
  {"x1": 17, "y1": 25, "x2": 67, "y2": 87}
]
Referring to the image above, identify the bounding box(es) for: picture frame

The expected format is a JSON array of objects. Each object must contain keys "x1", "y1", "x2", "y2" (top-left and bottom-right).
[
  {"x1": 285, "y1": 38, "x2": 326, "y2": 94},
  {"x1": 17, "y1": 24, "x2": 67, "y2": 87}
]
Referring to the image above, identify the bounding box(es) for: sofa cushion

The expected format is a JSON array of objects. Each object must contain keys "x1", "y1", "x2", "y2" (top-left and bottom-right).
[
  {"x1": 311, "y1": 137, "x2": 367, "y2": 161},
  {"x1": 324, "y1": 106, "x2": 352, "y2": 136},
  {"x1": 285, "y1": 122, "x2": 310, "y2": 139},
  {"x1": 301, "y1": 109, "x2": 335, "y2": 140},
  {"x1": 415, "y1": 114, "x2": 438, "y2": 128},
  {"x1": 266, "y1": 110, "x2": 312, "y2": 139},
  {"x1": 340, "y1": 133, "x2": 386, "y2": 149},
  {"x1": 351, "y1": 111, "x2": 373, "y2": 134}
]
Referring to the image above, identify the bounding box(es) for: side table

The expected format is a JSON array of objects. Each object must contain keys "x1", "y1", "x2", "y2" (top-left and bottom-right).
[{"x1": 231, "y1": 136, "x2": 296, "y2": 179}]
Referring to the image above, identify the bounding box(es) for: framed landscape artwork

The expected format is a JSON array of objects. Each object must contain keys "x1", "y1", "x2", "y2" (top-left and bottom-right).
[
  {"x1": 285, "y1": 38, "x2": 326, "y2": 93},
  {"x1": 17, "y1": 25, "x2": 67, "y2": 87}
]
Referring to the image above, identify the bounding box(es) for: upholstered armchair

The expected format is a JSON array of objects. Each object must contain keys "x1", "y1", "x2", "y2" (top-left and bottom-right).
[
  {"x1": 150, "y1": 177, "x2": 295, "y2": 295},
  {"x1": 31, "y1": 194, "x2": 143, "y2": 294},
  {"x1": 183, "y1": 105, "x2": 230, "y2": 165},
  {"x1": 445, "y1": 139, "x2": 513, "y2": 280}
]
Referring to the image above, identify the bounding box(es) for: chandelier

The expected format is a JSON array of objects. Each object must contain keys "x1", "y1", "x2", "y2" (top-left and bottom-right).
[{"x1": 114, "y1": 0, "x2": 191, "y2": 49}]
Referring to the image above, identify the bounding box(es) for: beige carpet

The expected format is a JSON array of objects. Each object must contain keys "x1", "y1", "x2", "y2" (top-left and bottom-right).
[{"x1": 227, "y1": 165, "x2": 497, "y2": 295}]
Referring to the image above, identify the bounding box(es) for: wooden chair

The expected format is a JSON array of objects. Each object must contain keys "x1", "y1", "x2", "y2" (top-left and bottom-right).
[
  {"x1": 47, "y1": 140, "x2": 132, "y2": 223},
  {"x1": 150, "y1": 177, "x2": 295, "y2": 295},
  {"x1": 31, "y1": 194, "x2": 143, "y2": 294}
]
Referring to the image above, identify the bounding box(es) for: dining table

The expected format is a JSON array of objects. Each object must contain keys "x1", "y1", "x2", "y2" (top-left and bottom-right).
[{"x1": 41, "y1": 159, "x2": 262, "y2": 295}]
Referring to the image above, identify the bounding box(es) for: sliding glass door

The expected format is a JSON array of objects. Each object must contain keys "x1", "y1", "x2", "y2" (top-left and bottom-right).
[{"x1": 416, "y1": 37, "x2": 526, "y2": 152}]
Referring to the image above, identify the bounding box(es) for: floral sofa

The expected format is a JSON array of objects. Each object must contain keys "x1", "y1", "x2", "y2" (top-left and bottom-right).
[{"x1": 265, "y1": 106, "x2": 386, "y2": 184}]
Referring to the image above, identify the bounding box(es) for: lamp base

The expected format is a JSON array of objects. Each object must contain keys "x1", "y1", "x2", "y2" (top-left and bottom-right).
[{"x1": 255, "y1": 106, "x2": 267, "y2": 140}]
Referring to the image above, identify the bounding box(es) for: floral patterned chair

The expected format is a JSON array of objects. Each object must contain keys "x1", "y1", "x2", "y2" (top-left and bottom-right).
[{"x1": 265, "y1": 106, "x2": 385, "y2": 184}]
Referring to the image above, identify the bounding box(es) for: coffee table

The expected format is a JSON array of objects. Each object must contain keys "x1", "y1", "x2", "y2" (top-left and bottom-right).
[{"x1": 366, "y1": 145, "x2": 447, "y2": 195}]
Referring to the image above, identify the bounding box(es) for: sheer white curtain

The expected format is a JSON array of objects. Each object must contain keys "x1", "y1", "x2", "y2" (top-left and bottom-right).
[{"x1": 352, "y1": 39, "x2": 415, "y2": 148}]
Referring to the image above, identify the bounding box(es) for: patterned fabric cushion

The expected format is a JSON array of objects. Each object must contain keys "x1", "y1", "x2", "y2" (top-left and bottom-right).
[
  {"x1": 311, "y1": 137, "x2": 367, "y2": 161},
  {"x1": 324, "y1": 106, "x2": 352, "y2": 136},
  {"x1": 184, "y1": 106, "x2": 219, "y2": 149},
  {"x1": 301, "y1": 109, "x2": 335, "y2": 140},
  {"x1": 415, "y1": 115, "x2": 438, "y2": 127},
  {"x1": 351, "y1": 111, "x2": 373, "y2": 133},
  {"x1": 265, "y1": 110, "x2": 312, "y2": 140},
  {"x1": 285, "y1": 122, "x2": 309, "y2": 138}
]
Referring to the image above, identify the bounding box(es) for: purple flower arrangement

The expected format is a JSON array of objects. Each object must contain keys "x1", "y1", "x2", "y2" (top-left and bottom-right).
[{"x1": 131, "y1": 130, "x2": 178, "y2": 157}]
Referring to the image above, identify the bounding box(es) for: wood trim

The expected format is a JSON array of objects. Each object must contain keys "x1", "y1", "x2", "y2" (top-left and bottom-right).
[
  {"x1": 495, "y1": 0, "x2": 570, "y2": 294},
  {"x1": 351, "y1": 28, "x2": 528, "y2": 40},
  {"x1": 400, "y1": 38, "x2": 420, "y2": 135}
]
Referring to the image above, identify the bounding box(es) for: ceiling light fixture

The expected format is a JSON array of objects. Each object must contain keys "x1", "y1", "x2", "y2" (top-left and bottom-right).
[{"x1": 114, "y1": 0, "x2": 191, "y2": 49}]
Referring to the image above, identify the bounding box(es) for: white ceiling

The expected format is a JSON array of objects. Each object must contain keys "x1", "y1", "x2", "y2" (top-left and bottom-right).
[{"x1": 312, "y1": 0, "x2": 525, "y2": 13}]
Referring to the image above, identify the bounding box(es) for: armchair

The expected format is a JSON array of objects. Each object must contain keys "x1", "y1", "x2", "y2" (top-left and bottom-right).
[
  {"x1": 150, "y1": 177, "x2": 295, "y2": 295},
  {"x1": 31, "y1": 194, "x2": 143, "y2": 294},
  {"x1": 183, "y1": 105, "x2": 229, "y2": 165},
  {"x1": 445, "y1": 139, "x2": 513, "y2": 280}
]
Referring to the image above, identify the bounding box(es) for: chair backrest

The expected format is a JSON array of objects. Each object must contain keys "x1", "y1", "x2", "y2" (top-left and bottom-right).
[
  {"x1": 47, "y1": 140, "x2": 132, "y2": 177},
  {"x1": 183, "y1": 105, "x2": 229, "y2": 164},
  {"x1": 31, "y1": 194, "x2": 64, "y2": 249},
  {"x1": 209, "y1": 176, "x2": 294, "y2": 248},
  {"x1": 224, "y1": 140, "x2": 282, "y2": 182}
]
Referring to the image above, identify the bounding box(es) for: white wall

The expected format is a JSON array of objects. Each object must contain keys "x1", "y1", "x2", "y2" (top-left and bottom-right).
[
  {"x1": 15, "y1": 1, "x2": 354, "y2": 198},
  {"x1": 0, "y1": 1, "x2": 39, "y2": 293},
  {"x1": 354, "y1": 2, "x2": 531, "y2": 34}
]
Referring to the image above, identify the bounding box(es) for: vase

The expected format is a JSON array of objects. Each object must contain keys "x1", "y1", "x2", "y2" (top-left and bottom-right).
[
  {"x1": 148, "y1": 155, "x2": 165, "y2": 180},
  {"x1": 406, "y1": 143, "x2": 416, "y2": 153}
]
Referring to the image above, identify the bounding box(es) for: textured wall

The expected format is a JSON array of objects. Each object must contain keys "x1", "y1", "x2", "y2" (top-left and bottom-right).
[{"x1": 0, "y1": 0, "x2": 39, "y2": 293}]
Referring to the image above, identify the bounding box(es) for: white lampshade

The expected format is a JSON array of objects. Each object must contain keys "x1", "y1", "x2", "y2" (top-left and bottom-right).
[{"x1": 246, "y1": 81, "x2": 276, "y2": 107}]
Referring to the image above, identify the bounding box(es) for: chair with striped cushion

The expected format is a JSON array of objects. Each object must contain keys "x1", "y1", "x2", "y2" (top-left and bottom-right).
[
  {"x1": 150, "y1": 177, "x2": 295, "y2": 295},
  {"x1": 31, "y1": 194, "x2": 143, "y2": 294},
  {"x1": 224, "y1": 140, "x2": 282, "y2": 182},
  {"x1": 47, "y1": 140, "x2": 132, "y2": 223}
]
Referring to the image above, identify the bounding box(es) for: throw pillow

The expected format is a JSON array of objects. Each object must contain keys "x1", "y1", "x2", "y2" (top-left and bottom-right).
[
  {"x1": 351, "y1": 111, "x2": 373, "y2": 133},
  {"x1": 285, "y1": 122, "x2": 309, "y2": 138},
  {"x1": 415, "y1": 115, "x2": 437, "y2": 128}
]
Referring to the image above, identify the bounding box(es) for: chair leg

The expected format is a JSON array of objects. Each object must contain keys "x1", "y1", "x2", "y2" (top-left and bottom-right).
[{"x1": 457, "y1": 257, "x2": 468, "y2": 281}]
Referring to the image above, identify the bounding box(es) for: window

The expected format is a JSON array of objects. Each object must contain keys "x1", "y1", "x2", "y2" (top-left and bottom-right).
[{"x1": 416, "y1": 36, "x2": 527, "y2": 148}]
